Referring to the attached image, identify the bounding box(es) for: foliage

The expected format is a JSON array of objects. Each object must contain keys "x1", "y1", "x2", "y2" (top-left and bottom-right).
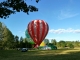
[
  {"x1": 51, "y1": 39, "x2": 57, "y2": 45},
  {"x1": 0, "y1": 0, "x2": 40, "y2": 19},
  {"x1": 14, "y1": 35, "x2": 19, "y2": 48},
  {"x1": 73, "y1": 40, "x2": 80, "y2": 47},
  {"x1": 0, "y1": 22, "x2": 4, "y2": 49},
  {"x1": 0, "y1": 22, "x2": 4, "y2": 40},
  {"x1": 19, "y1": 36, "x2": 24, "y2": 48},
  {"x1": 19, "y1": 37, "x2": 32, "y2": 48},
  {"x1": 58, "y1": 40, "x2": 66, "y2": 48},
  {"x1": 44, "y1": 39, "x2": 49, "y2": 45},
  {"x1": 2, "y1": 26, "x2": 14, "y2": 49},
  {"x1": 68, "y1": 43, "x2": 74, "y2": 48}
]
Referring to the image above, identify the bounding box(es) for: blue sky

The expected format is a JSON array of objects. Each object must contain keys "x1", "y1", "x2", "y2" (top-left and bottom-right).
[{"x1": 0, "y1": 0, "x2": 80, "y2": 42}]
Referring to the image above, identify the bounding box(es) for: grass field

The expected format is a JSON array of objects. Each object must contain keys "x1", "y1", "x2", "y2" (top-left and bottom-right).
[{"x1": 0, "y1": 48, "x2": 80, "y2": 60}]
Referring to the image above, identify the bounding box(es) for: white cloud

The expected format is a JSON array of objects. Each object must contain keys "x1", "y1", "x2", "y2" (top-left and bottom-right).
[
  {"x1": 18, "y1": 31, "x2": 25, "y2": 34},
  {"x1": 49, "y1": 28, "x2": 80, "y2": 34},
  {"x1": 17, "y1": 31, "x2": 25, "y2": 38},
  {"x1": 58, "y1": 10, "x2": 79, "y2": 20}
]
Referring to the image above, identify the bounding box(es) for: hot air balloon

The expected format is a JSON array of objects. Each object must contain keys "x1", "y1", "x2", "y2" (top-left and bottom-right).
[
  {"x1": 27, "y1": 20, "x2": 49, "y2": 48},
  {"x1": 25, "y1": 29, "x2": 30, "y2": 38}
]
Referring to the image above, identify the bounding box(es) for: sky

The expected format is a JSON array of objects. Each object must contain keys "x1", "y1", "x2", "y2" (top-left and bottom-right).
[{"x1": 0, "y1": 0, "x2": 80, "y2": 42}]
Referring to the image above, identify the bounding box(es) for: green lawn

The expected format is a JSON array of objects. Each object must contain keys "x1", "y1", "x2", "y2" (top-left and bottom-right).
[{"x1": 0, "y1": 49, "x2": 80, "y2": 60}]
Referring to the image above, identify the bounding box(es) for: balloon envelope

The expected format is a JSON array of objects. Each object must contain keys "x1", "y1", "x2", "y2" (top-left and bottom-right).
[
  {"x1": 27, "y1": 20, "x2": 49, "y2": 48},
  {"x1": 25, "y1": 29, "x2": 30, "y2": 38},
  {"x1": 25, "y1": 29, "x2": 34, "y2": 43}
]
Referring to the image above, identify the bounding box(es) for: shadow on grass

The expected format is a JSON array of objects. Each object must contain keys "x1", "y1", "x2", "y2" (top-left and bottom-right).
[{"x1": 0, "y1": 49, "x2": 80, "y2": 60}]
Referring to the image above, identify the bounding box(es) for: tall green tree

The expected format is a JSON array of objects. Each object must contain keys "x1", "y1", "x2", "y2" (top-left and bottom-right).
[
  {"x1": 14, "y1": 35, "x2": 19, "y2": 48},
  {"x1": 0, "y1": 0, "x2": 40, "y2": 19},
  {"x1": 20, "y1": 36, "x2": 23, "y2": 48},
  {"x1": 51, "y1": 39, "x2": 57, "y2": 45},
  {"x1": 0, "y1": 22, "x2": 4, "y2": 40},
  {"x1": 2, "y1": 27, "x2": 14, "y2": 49},
  {"x1": 44, "y1": 39, "x2": 49, "y2": 45},
  {"x1": 58, "y1": 40, "x2": 66, "y2": 48},
  {"x1": 65, "y1": 41, "x2": 74, "y2": 48},
  {"x1": 73, "y1": 40, "x2": 80, "y2": 47},
  {"x1": 23, "y1": 38, "x2": 33, "y2": 48},
  {"x1": 0, "y1": 22, "x2": 7, "y2": 49}
]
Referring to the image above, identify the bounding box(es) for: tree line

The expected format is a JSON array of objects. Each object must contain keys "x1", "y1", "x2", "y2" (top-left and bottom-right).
[
  {"x1": 44, "y1": 39, "x2": 80, "y2": 49},
  {"x1": 0, "y1": 22, "x2": 80, "y2": 50},
  {"x1": 0, "y1": 22, "x2": 32, "y2": 50}
]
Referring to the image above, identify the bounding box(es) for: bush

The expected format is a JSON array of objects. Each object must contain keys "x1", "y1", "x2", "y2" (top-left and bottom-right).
[{"x1": 68, "y1": 44, "x2": 74, "y2": 48}]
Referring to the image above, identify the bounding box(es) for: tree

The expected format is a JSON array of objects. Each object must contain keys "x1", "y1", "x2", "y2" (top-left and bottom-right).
[
  {"x1": 44, "y1": 39, "x2": 49, "y2": 45},
  {"x1": 0, "y1": 22, "x2": 4, "y2": 40},
  {"x1": 14, "y1": 35, "x2": 19, "y2": 48},
  {"x1": 74, "y1": 40, "x2": 80, "y2": 47},
  {"x1": 20, "y1": 36, "x2": 23, "y2": 48},
  {"x1": 19, "y1": 37, "x2": 33, "y2": 48},
  {"x1": 0, "y1": 22, "x2": 7, "y2": 49},
  {"x1": 23, "y1": 38, "x2": 28, "y2": 48},
  {"x1": 0, "y1": 39, "x2": 3, "y2": 49},
  {"x1": 0, "y1": 0, "x2": 40, "y2": 19},
  {"x1": 67, "y1": 43, "x2": 74, "y2": 48},
  {"x1": 58, "y1": 40, "x2": 66, "y2": 48},
  {"x1": 51, "y1": 39, "x2": 57, "y2": 45},
  {"x1": 2, "y1": 27, "x2": 14, "y2": 49}
]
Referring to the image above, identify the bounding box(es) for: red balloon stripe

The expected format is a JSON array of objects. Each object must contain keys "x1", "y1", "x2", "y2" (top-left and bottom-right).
[
  {"x1": 28, "y1": 20, "x2": 49, "y2": 47},
  {"x1": 44, "y1": 23, "x2": 49, "y2": 40},
  {"x1": 28, "y1": 22, "x2": 33, "y2": 39},
  {"x1": 39, "y1": 20, "x2": 45, "y2": 45},
  {"x1": 37, "y1": 20, "x2": 40, "y2": 45},
  {"x1": 31, "y1": 21, "x2": 37, "y2": 43}
]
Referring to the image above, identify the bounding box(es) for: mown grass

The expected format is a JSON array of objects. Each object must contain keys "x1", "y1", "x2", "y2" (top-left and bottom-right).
[{"x1": 0, "y1": 48, "x2": 80, "y2": 60}]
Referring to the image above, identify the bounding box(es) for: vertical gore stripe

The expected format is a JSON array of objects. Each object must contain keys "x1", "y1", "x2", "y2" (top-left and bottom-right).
[
  {"x1": 33, "y1": 20, "x2": 37, "y2": 42},
  {"x1": 39, "y1": 20, "x2": 42, "y2": 45},
  {"x1": 31, "y1": 21, "x2": 37, "y2": 43},
  {"x1": 39, "y1": 20, "x2": 45, "y2": 45},
  {"x1": 43, "y1": 22, "x2": 49, "y2": 40},
  {"x1": 36, "y1": 20, "x2": 40, "y2": 45},
  {"x1": 28, "y1": 22, "x2": 33, "y2": 40}
]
